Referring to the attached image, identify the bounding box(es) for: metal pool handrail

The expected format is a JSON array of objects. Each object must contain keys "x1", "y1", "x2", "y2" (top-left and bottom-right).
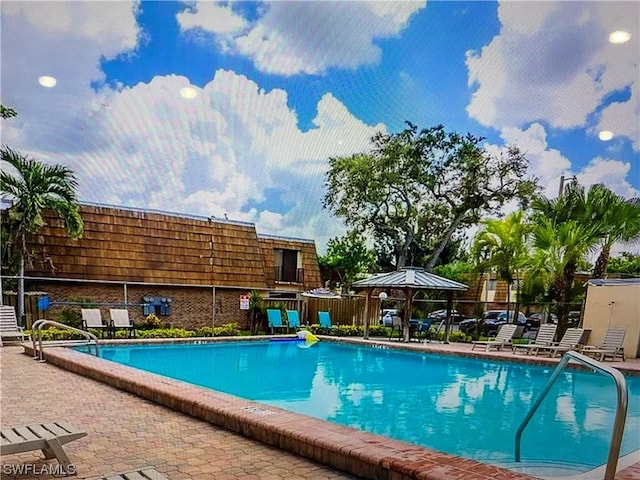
[
  {"x1": 515, "y1": 350, "x2": 628, "y2": 480},
  {"x1": 31, "y1": 319, "x2": 100, "y2": 361}
]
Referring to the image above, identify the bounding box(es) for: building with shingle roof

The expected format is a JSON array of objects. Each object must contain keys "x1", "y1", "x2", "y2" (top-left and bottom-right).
[{"x1": 15, "y1": 203, "x2": 323, "y2": 329}]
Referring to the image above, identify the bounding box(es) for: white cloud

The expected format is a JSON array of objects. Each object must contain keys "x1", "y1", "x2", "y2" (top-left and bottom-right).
[
  {"x1": 180, "y1": 1, "x2": 425, "y2": 75},
  {"x1": 466, "y1": 1, "x2": 639, "y2": 149},
  {"x1": 496, "y1": 2, "x2": 557, "y2": 37},
  {"x1": 1, "y1": 2, "x2": 385, "y2": 252},
  {"x1": 2, "y1": 2, "x2": 140, "y2": 59},
  {"x1": 500, "y1": 123, "x2": 571, "y2": 198},
  {"x1": 1, "y1": 1, "x2": 142, "y2": 143},
  {"x1": 176, "y1": 2, "x2": 247, "y2": 35},
  {"x1": 3, "y1": 66, "x2": 380, "y2": 251},
  {"x1": 575, "y1": 157, "x2": 638, "y2": 199},
  {"x1": 499, "y1": 123, "x2": 638, "y2": 200},
  {"x1": 595, "y1": 86, "x2": 640, "y2": 151}
]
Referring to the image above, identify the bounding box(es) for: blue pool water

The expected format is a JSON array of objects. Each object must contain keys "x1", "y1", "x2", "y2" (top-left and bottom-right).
[{"x1": 89, "y1": 341, "x2": 640, "y2": 473}]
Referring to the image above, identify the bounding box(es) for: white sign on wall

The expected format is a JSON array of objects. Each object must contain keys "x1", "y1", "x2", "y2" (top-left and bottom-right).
[{"x1": 240, "y1": 295, "x2": 250, "y2": 310}]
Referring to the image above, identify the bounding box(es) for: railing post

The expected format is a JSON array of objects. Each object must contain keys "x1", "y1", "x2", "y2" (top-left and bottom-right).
[
  {"x1": 515, "y1": 350, "x2": 628, "y2": 480},
  {"x1": 30, "y1": 319, "x2": 100, "y2": 362}
]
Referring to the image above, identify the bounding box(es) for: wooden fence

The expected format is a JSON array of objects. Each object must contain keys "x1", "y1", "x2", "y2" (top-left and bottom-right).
[{"x1": 263, "y1": 295, "x2": 380, "y2": 326}]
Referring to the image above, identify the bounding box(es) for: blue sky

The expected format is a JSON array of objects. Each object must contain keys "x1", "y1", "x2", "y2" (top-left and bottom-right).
[{"x1": 1, "y1": 1, "x2": 638, "y2": 254}]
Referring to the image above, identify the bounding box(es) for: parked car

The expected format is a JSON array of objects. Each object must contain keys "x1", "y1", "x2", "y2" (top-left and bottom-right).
[
  {"x1": 459, "y1": 310, "x2": 527, "y2": 336},
  {"x1": 379, "y1": 309, "x2": 399, "y2": 327},
  {"x1": 427, "y1": 309, "x2": 465, "y2": 324},
  {"x1": 568, "y1": 310, "x2": 581, "y2": 327},
  {"x1": 526, "y1": 312, "x2": 558, "y2": 330}
]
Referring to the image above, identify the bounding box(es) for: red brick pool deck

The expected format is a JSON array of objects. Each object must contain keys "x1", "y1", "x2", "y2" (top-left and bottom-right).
[{"x1": 1, "y1": 338, "x2": 639, "y2": 480}]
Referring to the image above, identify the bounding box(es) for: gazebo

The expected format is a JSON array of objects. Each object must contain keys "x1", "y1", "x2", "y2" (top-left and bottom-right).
[{"x1": 351, "y1": 266, "x2": 468, "y2": 342}]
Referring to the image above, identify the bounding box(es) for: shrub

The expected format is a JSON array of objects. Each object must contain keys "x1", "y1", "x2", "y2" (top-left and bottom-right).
[
  {"x1": 141, "y1": 313, "x2": 161, "y2": 329},
  {"x1": 305, "y1": 324, "x2": 388, "y2": 337},
  {"x1": 193, "y1": 323, "x2": 239, "y2": 337},
  {"x1": 56, "y1": 309, "x2": 82, "y2": 329},
  {"x1": 447, "y1": 330, "x2": 471, "y2": 343},
  {"x1": 330, "y1": 325, "x2": 360, "y2": 336},
  {"x1": 307, "y1": 323, "x2": 332, "y2": 335},
  {"x1": 366, "y1": 324, "x2": 389, "y2": 337},
  {"x1": 30, "y1": 327, "x2": 86, "y2": 341},
  {"x1": 130, "y1": 328, "x2": 195, "y2": 339},
  {"x1": 430, "y1": 330, "x2": 472, "y2": 343}
]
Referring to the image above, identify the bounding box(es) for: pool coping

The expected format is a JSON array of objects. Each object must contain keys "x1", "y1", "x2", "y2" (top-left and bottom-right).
[{"x1": 24, "y1": 341, "x2": 544, "y2": 480}]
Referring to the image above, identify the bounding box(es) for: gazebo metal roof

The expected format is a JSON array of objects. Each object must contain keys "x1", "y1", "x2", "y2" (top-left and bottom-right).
[{"x1": 351, "y1": 267, "x2": 468, "y2": 291}]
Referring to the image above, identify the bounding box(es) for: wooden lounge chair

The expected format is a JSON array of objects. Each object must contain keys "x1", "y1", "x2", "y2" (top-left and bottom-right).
[
  {"x1": 535, "y1": 327, "x2": 584, "y2": 358},
  {"x1": 286, "y1": 310, "x2": 301, "y2": 330},
  {"x1": 512, "y1": 323, "x2": 557, "y2": 355},
  {"x1": 266, "y1": 309, "x2": 288, "y2": 334},
  {"x1": 88, "y1": 467, "x2": 169, "y2": 480},
  {"x1": 471, "y1": 324, "x2": 518, "y2": 351},
  {"x1": 581, "y1": 327, "x2": 626, "y2": 361},
  {"x1": 109, "y1": 309, "x2": 136, "y2": 338},
  {"x1": 81, "y1": 308, "x2": 110, "y2": 338},
  {"x1": 0, "y1": 421, "x2": 87, "y2": 471},
  {"x1": 0, "y1": 305, "x2": 30, "y2": 346}
]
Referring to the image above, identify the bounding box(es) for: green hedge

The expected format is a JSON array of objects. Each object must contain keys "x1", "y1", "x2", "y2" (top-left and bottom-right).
[
  {"x1": 29, "y1": 323, "x2": 241, "y2": 341},
  {"x1": 305, "y1": 324, "x2": 389, "y2": 337},
  {"x1": 29, "y1": 322, "x2": 477, "y2": 344}
]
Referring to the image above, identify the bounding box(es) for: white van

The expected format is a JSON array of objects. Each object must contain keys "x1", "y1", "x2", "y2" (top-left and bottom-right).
[{"x1": 380, "y1": 309, "x2": 398, "y2": 327}]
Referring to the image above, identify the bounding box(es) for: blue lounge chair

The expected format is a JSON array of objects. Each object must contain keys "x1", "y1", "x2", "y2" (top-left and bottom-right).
[
  {"x1": 267, "y1": 309, "x2": 288, "y2": 334},
  {"x1": 318, "y1": 311, "x2": 332, "y2": 332},
  {"x1": 286, "y1": 310, "x2": 301, "y2": 330}
]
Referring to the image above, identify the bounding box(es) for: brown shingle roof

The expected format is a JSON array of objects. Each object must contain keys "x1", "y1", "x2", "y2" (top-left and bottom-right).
[{"x1": 22, "y1": 204, "x2": 319, "y2": 289}]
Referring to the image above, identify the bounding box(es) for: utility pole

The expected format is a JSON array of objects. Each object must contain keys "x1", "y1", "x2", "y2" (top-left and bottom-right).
[{"x1": 558, "y1": 175, "x2": 565, "y2": 197}]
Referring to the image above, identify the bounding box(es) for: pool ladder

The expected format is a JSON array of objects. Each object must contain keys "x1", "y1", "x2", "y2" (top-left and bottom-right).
[
  {"x1": 31, "y1": 319, "x2": 100, "y2": 362},
  {"x1": 515, "y1": 350, "x2": 628, "y2": 480}
]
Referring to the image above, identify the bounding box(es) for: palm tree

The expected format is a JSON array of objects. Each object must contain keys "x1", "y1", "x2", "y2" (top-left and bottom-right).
[
  {"x1": 0, "y1": 146, "x2": 83, "y2": 323},
  {"x1": 583, "y1": 184, "x2": 640, "y2": 279},
  {"x1": 472, "y1": 211, "x2": 531, "y2": 321},
  {"x1": 529, "y1": 217, "x2": 599, "y2": 338},
  {"x1": 535, "y1": 182, "x2": 640, "y2": 281}
]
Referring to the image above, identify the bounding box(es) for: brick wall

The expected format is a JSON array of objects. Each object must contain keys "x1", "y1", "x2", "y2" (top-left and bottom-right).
[{"x1": 28, "y1": 282, "x2": 255, "y2": 330}]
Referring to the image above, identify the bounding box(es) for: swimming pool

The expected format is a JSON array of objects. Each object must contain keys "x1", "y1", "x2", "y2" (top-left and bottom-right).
[{"x1": 93, "y1": 340, "x2": 640, "y2": 475}]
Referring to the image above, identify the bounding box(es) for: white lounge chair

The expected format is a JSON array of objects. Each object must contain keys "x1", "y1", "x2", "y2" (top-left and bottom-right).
[
  {"x1": 109, "y1": 309, "x2": 136, "y2": 338},
  {"x1": 581, "y1": 327, "x2": 626, "y2": 361},
  {"x1": 0, "y1": 305, "x2": 31, "y2": 346},
  {"x1": 81, "y1": 308, "x2": 110, "y2": 338},
  {"x1": 535, "y1": 327, "x2": 585, "y2": 358},
  {"x1": 0, "y1": 421, "x2": 87, "y2": 470},
  {"x1": 471, "y1": 324, "x2": 517, "y2": 351},
  {"x1": 512, "y1": 323, "x2": 557, "y2": 355}
]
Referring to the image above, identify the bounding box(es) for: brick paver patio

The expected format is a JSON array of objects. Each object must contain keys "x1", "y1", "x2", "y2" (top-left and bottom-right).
[
  {"x1": 0, "y1": 346, "x2": 356, "y2": 480},
  {"x1": 2, "y1": 339, "x2": 639, "y2": 480}
]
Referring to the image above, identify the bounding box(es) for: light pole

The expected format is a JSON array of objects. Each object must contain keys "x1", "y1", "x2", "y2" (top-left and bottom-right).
[{"x1": 378, "y1": 292, "x2": 388, "y2": 327}]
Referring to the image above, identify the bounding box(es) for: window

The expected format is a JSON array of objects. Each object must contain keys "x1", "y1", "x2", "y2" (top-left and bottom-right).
[
  {"x1": 268, "y1": 291, "x2": 297, "y2": 299},
  {"x1": 487, "y1": 279, "x2": 497, "y2": 291},
  {"x1": 274, "y1": 249, "x2": 303, "y2": 283}
]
